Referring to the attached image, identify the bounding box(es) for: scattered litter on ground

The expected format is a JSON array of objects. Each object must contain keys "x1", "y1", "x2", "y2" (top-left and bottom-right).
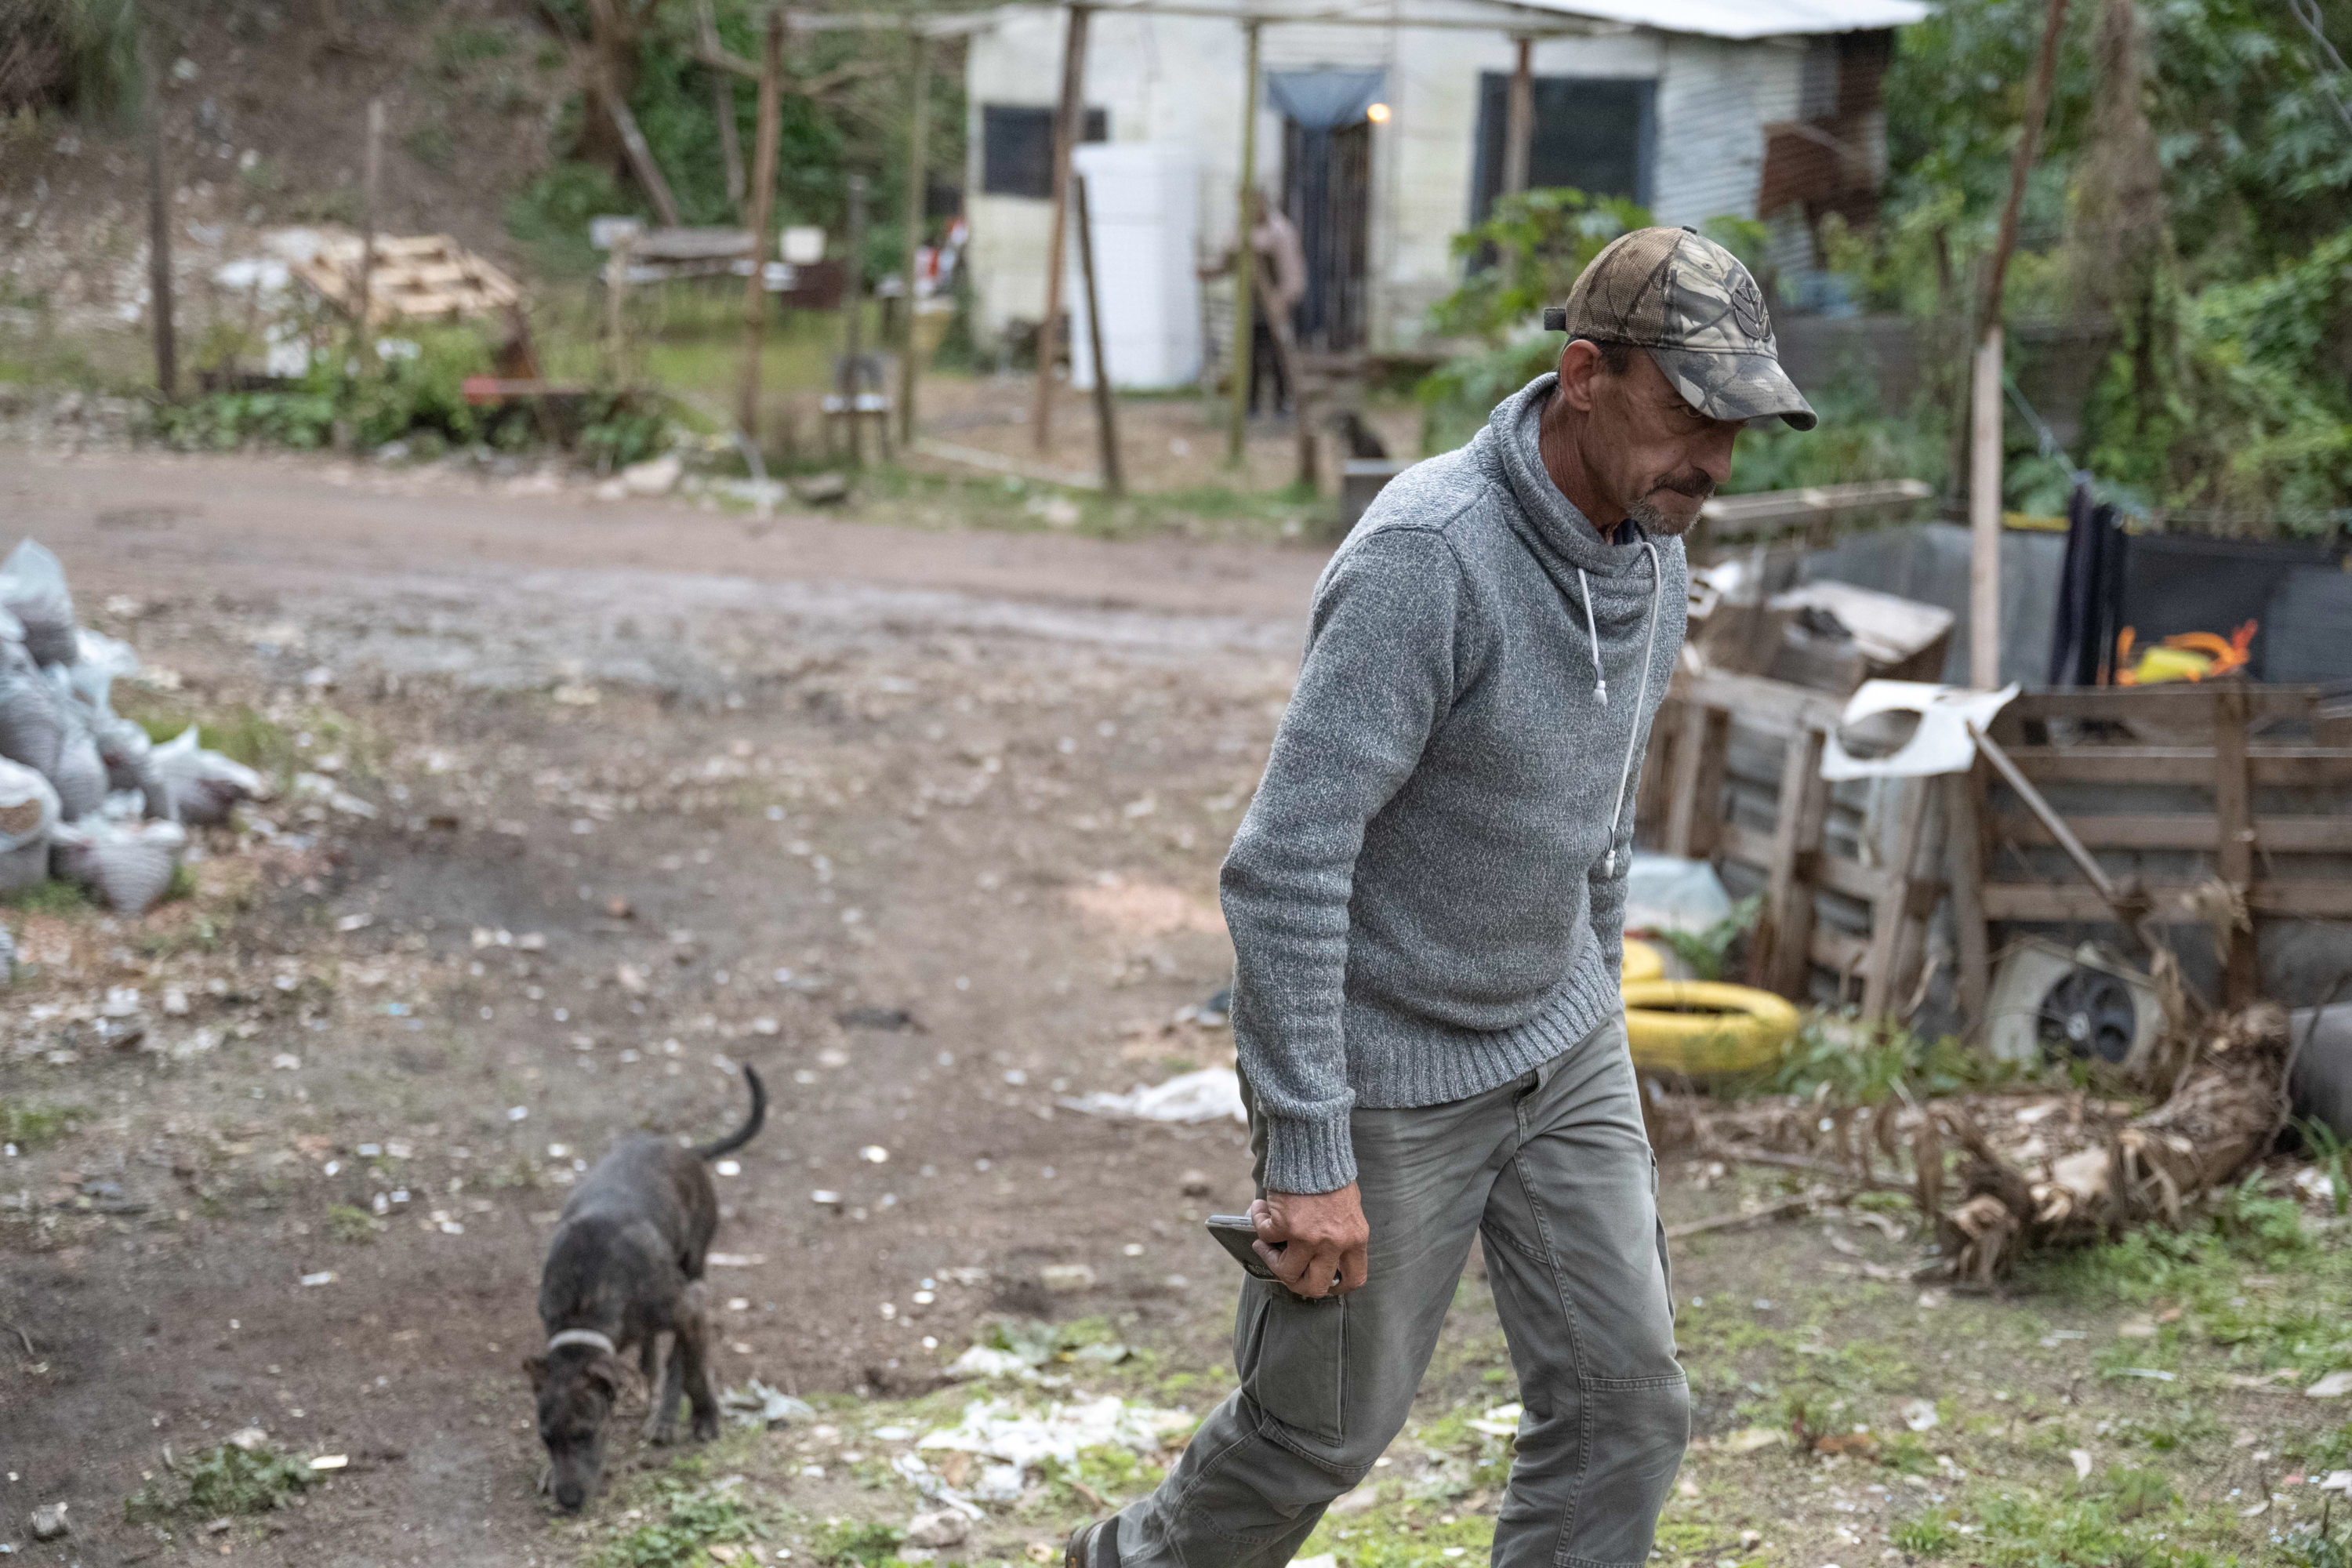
[
  {"x1": 720, "y1": 1381, "x2": 817, "y2": 1428},
  {"x1": 1062, "y1": 1067, "x2": 1245, "y2": 1124},
  {"x1": 917, "y1": 1395, "x2": 1193, "y2": 1504}
]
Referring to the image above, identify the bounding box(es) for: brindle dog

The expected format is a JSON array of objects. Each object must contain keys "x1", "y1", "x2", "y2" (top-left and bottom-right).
[{"x1": 524, "y1": 1066, "x2": 765, "y2": 1510}]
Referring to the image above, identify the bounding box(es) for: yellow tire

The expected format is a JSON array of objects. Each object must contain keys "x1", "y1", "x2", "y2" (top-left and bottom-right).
[
  {"x1": 1621, "y1": 980, "x2": 1800, "y2": 1076},
  {"x1": 1620, "y1": 939, "x2": 1668, "y2": 985}
]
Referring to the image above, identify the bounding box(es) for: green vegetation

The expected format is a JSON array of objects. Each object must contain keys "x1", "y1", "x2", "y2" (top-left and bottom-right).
[
  {"x1": 126, "y1": 1439, "x2": 314, "y2": 1521},
  {"x1": 0, "y1": 1098, "x2": 85, "y2": 1149},
  {"x1": 810, "y1": 1519, "x2": 906, "y2": 1566},
  {"x1": 1654, "y1": 893, "x2": 1761, "y2": 983},
  {"x1": 593, "y1": 1475, "x2": 774, "y2": 1568},
  {"x1": 1, "y1": 877, "x2": 94, "y2": 915},
  {"x1": 325, "y1": 1203, "x2": 382, "y2": 1243}
]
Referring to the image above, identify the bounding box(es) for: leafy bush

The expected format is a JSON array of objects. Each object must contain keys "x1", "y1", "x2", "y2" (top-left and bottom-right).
[{"x1": 125, "y1": 1439, "x2": 314, "y2": 1520}]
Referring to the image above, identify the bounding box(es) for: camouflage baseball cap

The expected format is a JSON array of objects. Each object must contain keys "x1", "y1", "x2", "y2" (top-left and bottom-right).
[{"x1": 1541, "y1": 227, "x2": 1817, "y2": 430}]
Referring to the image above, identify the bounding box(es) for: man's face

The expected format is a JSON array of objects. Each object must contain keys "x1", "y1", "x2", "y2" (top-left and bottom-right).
[{"x1": 1555, "y1": 343, "x2": 1744, "y2": 538}]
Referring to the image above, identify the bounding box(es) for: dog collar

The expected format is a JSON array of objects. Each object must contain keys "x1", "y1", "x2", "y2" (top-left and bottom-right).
[{"x1": 546, "y1": 1329, "x2": 616, "y2": 1356}]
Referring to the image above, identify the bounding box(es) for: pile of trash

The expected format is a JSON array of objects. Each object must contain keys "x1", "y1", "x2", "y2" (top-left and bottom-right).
[
  {"x1": 0, "y1": 539, "x2": 269, "y2": 915},
  {"x1": 914, "y1": 1396, "x2": 1195, "y2": 1505}
]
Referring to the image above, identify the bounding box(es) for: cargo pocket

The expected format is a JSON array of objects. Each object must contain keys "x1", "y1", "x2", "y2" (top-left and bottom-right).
[{"x1": 1236, "y1": 1277, "x2": 1348, "y2": 1445}]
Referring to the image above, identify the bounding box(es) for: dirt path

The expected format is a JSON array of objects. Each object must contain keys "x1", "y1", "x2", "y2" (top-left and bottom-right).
[{"x1": 0, "y1": 451, "x2": 1327, "y2": 1565}]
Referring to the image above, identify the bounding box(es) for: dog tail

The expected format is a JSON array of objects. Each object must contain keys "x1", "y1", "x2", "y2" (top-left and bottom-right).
[{"x1": 696, "y1": 1065, "x2": 767, "y2": 1160}]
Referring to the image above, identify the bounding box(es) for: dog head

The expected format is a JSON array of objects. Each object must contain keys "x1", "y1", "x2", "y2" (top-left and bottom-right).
[{"x1": 524, "y1": 1347, "x2": 626, "y2": 1511}]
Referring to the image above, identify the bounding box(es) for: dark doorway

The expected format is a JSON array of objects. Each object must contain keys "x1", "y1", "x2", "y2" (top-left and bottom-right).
[
  {"x1": 1281, "y1": 117, "x2": 1372, "y2": 352},
  {"x1": 1268, "y1": 68, "x2": 1383, "y2": 354},
  {"x1": 1468, "y1": 74, "x2": 1655, "y2": 225}
]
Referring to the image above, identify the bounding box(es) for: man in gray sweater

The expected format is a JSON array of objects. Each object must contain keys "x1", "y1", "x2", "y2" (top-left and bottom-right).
[{"x1": 1069, "y1": 227, "x2": 1814, "y2": 1568}]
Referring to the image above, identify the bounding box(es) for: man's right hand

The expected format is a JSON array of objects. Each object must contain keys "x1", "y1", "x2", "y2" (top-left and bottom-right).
[{"x1": 1250, "y1": 1184, "x2": 1370, "y2": 1300}]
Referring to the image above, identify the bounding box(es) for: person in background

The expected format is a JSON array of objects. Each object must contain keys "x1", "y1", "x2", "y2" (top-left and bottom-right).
[{"x1": 1202, "y1": 188, "x2": 1307, "y2": 416}]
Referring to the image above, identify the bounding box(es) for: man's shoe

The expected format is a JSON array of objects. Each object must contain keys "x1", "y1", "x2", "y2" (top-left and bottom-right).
[{"x1": 1065, "y1": 1518, "x2": 1122, "y2": 1567}]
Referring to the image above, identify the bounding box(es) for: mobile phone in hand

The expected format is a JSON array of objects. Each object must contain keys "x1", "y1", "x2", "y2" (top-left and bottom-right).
[{"x1": 1205, "y1": 1214, "x2": 1281, "y2": 1280}]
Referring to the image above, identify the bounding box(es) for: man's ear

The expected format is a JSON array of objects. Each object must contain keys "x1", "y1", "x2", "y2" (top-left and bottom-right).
[
  {"x1": 1555, "y1": 338, "x2": 1603, "y2": 414},
  {"x1": 522, "y1": 1355, "x2": 549, "y2": 1390}
]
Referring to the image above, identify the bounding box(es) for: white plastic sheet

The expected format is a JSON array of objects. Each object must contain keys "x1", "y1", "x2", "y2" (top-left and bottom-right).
[
  {"x1": 1061, "y1": 1067, "x2": 1247, "y2": 1124},
  {"x1": 1820, "y1": 681, "x2": 2020, "y2": 782}
]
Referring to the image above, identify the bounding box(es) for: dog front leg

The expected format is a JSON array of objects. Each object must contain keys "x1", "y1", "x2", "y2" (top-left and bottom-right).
[{"x1": 644, "y1": 1332, "x2": 686, "y2": 1444}]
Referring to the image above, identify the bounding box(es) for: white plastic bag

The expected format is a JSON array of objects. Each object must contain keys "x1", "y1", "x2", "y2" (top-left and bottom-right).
[
  {"x1": 49, "y1": 816, "x2": 187, "y2": 914},
  {"x1": 1621, "y1": 853, "x2": 1734, "y2": 937},
  {"x1": 45, "y1": 696, "x2": 107, "y2": 821},
  {"x1": 0, "y1": 639, "x2": 65, "y2": 776},
  {"x1": 0, "y1": 757, "x2": 60, "y2": 896},
  {"x1": 151, "y1": 726, "x2": 268, "y2": 826},
  {"x1": 0, "y1": 539, "x2": 78, "y2": 666}
]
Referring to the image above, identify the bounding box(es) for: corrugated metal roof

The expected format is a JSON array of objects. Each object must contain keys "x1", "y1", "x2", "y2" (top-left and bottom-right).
[{"x1": 1502, "y1": 0, "x2": 1929, "y2": 39}]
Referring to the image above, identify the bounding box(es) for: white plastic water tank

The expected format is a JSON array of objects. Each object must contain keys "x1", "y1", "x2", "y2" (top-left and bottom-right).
[{"x1": 1065, "y1": 143, "x2": 1201, "y2": 391}]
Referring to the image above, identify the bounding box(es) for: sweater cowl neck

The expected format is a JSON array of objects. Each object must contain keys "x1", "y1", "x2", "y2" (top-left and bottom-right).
[{"x1": 1479, "y1": 373, "x2": 1660, "y2": 590}]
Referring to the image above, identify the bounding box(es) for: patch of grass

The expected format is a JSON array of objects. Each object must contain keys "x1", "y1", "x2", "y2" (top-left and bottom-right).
[
  {"x1": 810, "y1": 1518, "x2": 905, "y2": 1566},
  {"x1": 594, "y1": 1475, "x2": 772, "y2": 1568},
  {"x1": 2283, "y1": 1505, "x2": 2352, "y2": 1568},
  {"x1": 2, "y1": 876, "x2": 93, "y2": 914},
  {"x1": 434, "y1": 20, "x2": 510, "y2": 67},
  {"x1": 325, "y1": 1203, "x2": 382, "y2": 1243},
  {"x1": 114, "y1": 698, "x2": 296, "y2": 778},
  {"x1": 126, "y1": 1439, "x2": 314, "y2": 1521},
  {"x1": 1296, "y1": 1492, "x2": 1497, "y2": 1566},
  {"x1": 0, "y1": 1098, "x2": 85, "y2": 1149},
  {"x1": 2035, "y1": 1171, "x2": 2352, "y2": 1381},
  {"x1": 1891, "y1": 1511, "x2": 1959, "y2": 1553}
]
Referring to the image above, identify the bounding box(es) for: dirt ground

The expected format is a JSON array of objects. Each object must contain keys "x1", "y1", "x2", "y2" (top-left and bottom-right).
[{"x1": 4, "y1": 450, "x2": 2349, "y2": 1568}]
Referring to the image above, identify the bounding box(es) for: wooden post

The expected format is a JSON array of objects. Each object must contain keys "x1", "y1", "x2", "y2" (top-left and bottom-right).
[
  {"x1": 736, "y1": 9, "x2": 783, "y2": 448},
  {"x1": 351, "y1": 96, "x2": 384, "y2": 373},
  {"x1": 1968, "y1": 327, "x2": 2003, "y2": 688},
  {"x1": 699, "y1": 0, "x2": 746, "y2": 214},
  {"x1": 1763, "y1": 726, "x2": 1828, "y2": 1000},
  {"x1": 604, "y1": 229, "x2": 634, "y2": 376},
  {"x1": 1226, "y1": 17, "x2": 1261, "y2": 467},
  {"x1": 1501, "y1": 35, "x2": 1534, "y2": 198},
  {"x1": 142, "y1": 31, "x2": 176, "y2": 399},
  {"x1": 1030, "y1": 3, "x2": 1091, "y2": 454},
  {"x1": 1861, "y1": 779, "x2": 1933, "y2": 1021},
  {"x1": 1969, "y1": 0, "x2": 2069, "y2": 688},
  {"x1": 841, "y1": 172, "x2": 869, "y2": 463},
  {"x1": 1945, "y1": 768, "x2": 1991, "y2": 1033},
  {"x1": 898, "y1": 24, "x2": 931, "y2": 448},
  {"x1": 1075, "y1": 173, "x2": 1124, "y2": 496},
  {"x1": 2213, "y1": 685, "x2": 2258, "y2": 1007}
]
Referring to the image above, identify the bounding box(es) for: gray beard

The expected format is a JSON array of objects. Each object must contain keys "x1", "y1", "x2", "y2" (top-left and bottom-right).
[{"x1": 1624, "y1": 495, "x2": 1699, "y2": 538}]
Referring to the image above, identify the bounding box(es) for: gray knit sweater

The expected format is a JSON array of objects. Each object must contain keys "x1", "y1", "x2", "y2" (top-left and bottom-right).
[{"x1": 1221, "y1": 374, "x2": 1688, "y2": 1195}]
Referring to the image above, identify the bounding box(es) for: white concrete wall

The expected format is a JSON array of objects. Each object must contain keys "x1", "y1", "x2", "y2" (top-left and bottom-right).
[{"x1": 966, "y1": 5, "x2": 1817, "y2": 354}]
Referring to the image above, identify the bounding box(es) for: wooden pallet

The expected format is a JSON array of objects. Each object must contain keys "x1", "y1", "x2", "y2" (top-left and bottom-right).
[
  {"x1": 290, "y1": 232, "x2": 525, "y2": 326},
  {"x1": 1642, "y1": 668, "x2": 1944, "y2": 1019},
  {"x1": 1964, "y1": 684, "x2": 2352, "y2": 1009}
]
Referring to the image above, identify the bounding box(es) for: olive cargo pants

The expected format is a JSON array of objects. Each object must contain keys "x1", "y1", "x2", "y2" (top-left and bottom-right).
[{"x1": 1112, "y1": 1014, "x2": 1689, "y2": 1568}]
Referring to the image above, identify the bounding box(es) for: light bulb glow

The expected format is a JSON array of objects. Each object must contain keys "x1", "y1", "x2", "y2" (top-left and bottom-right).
[{"x1": 1366, "y1": 102, "x2": 1392, "y2": 124}]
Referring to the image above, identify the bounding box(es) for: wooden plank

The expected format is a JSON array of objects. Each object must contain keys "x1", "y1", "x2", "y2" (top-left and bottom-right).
[
  {"x1": 1676, "y1": 669, "x2": 1846, "y2": 735},
  {"x1": 1989, "y1": 813, "x2": 2352, "y2": 853},
  {"x1": 1981, "y1": 881, "x2": 2352, "y2": 922},
  {"x1": 1861, "y1": 778, "x2": 1933, "y2": 1019},
  {"x1": 1662, "y1": 702, "x2": 1729, "y2": 858},
  {"x1": 1997, "y1": 746, "x2": 2352, "y2": 786},
  {"x1": 1947, "y1": 770, "x2": 1991, "y2": 1033},
  {"x1": 2214, "y1": 686, "x2": 2258, "y2": 1006},
  {"x1": 1810, "y1": 924, "x2": 1871, "y2": 983},
  {"x1": 2006, "y1": 686, "x2": 2321, "y2": 724},
  {"x1": 1775, "y1": 731, "x2": 1837, "y2": 999}
]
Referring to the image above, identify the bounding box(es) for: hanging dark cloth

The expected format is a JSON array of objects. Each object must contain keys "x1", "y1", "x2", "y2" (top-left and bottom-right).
[{"x1": 2046, "y1": 477, "x2": 2130, "y2": 686}]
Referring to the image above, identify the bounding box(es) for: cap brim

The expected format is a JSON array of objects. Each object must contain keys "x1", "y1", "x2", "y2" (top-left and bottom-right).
[{"x1": 1650, "y1": 345, "x2": 1817, "y2": 431}]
